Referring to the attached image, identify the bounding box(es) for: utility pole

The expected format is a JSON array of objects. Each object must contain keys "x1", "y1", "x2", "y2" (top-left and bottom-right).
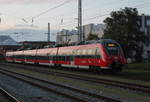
[
  {"x1": 48, "y1": 22, "x2": 50, "y2": 42},
  {"x1": 78, "y1": 0, "x2": 83, "y2": 42}
]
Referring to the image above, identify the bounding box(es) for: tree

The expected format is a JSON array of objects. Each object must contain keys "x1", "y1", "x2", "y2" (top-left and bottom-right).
[
  {"x1": 103, "y1": 7, "x2": 148, "y2": 62},
  {"x1": 86, "y1": 33, "x2": 100, "y2": 40}
]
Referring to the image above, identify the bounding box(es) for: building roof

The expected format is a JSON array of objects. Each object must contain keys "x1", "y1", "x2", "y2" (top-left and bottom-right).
[
  {"x1": 19, "y1": 41, "x2": 55, "y2": 45},
  {"x1": 0, "y1": 35, "x2": 19, "y2": 45},
  {"x1": 19, "y1": 41, "x2": 55, "y2": 43}
]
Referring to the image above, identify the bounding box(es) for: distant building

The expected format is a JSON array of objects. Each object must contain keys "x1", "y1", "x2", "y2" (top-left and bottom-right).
[
  {"x1": 83, "y1": 23, "x2": 105, "y2": 40},
  {"x1": 0, "y1": 35, "x2": 21, "y2": 57},
  {"x1": 137, "y1": 14, "x2": 150, "y2": 60},
  {"x1": 56, "y1": 29, "x2": 78, "y2": 44},
  {"x1": 56, "y1": 24, "x2": 105, "y2": 44},
  {"x1": 137, "y1": 14, "x2": 150, "y2": 38},
  {"x1": 0, "y1": 35, "x2": 19, "y2": 45},
  {"x1": 19, "y1": 41, "x2": 55, "y2": 49}
]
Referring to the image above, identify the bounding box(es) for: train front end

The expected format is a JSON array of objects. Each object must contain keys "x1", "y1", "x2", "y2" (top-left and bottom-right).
[{"x1": 101, "y1": 40, "x2": 126, "y2": 72}]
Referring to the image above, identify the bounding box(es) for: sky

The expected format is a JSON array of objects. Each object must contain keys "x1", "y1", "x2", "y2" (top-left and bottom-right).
[{"x1": 0, "y1": 0, "x2": 150, "y2": 41}]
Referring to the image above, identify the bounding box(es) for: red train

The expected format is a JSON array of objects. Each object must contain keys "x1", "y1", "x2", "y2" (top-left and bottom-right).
[{"x1": 5, "y1": 39, "x2": 126, "y2": 72}]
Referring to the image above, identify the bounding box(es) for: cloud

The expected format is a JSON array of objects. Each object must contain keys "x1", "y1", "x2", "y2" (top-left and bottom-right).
[
  {"x1": 0, "y1": 0, "x2": 57, "y2": 4},
  {"x1": 0, "y1": 24, "x2": 14, "y2": 30},
  {"x1": 15, "y1": 24, "x2": 40, "y2": 29},
  {"x1": 0, "y1": 0, "x2": 20, "y2": 4}
]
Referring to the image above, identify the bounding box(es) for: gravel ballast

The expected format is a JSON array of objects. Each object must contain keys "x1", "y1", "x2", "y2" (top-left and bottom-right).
[{"x1": 0, "y1": 73, "x2": 76, "y2": 102}]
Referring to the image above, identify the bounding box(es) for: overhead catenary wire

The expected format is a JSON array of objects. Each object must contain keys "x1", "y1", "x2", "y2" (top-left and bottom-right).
[
  {"x1": 28, "y1": 0, "x2": 123, "y2": 26},
  {"x1": 1, "y1": 0, "x2": 150, "y2": 30},
  {"x1": 54, "y1": 0, "x2": 150, "y2": 28},
  {"x1": 132, "y1": 1, "x2": 150, "y2": 8},
  {"x1": 59, "y1": 1, "x2": 150, "y2": 29},
  {"x1": 32, "y1": 0, "x2": 74, "y2": 19}
]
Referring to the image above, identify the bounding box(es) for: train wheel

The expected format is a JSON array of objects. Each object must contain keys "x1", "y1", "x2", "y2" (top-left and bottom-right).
[
  {"x1": 89, "y1": 66, "x2": 101, "y2": 73},
  {"x1": 21, "y1": 61, "x2": 25, "y2": 64},
  {"x1": 101, "y1": 69, "x2": 109, "y2": 74},
  {"x1": 34, "y1": 62, "x2": 39, "y2": 65},
  {"x1": 89, "y1": 66, "x2": 93, "y2": 71},
  {"x1": 54, "y1": 64, "x2": 61, "y2": 68},
  {"x1": 89, "y1": 66, "x2": 95, "y2": 72}
]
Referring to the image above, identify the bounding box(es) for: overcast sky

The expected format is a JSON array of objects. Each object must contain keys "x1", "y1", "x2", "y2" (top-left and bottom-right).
[
  {"x1": 0, "y1": 0, "x2": 150, "y2": 31},
  {"x1": 0, "y1": 0, "x2": 150, "y2": 42}
]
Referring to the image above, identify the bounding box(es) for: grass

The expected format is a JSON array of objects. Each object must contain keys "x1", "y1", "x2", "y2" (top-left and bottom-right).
[
  {"x1": 3, "y1": 67, "x2": 150, "y2": 102},
  {"x1": 125, "y1": 63, "x2": 150, "y2": 70},
  {"x1": 122, "y1": 63, "x2": 150, "y2": 81},
  {"x1": 3, "y1": 62, "x2": 150, "y2": 85}
]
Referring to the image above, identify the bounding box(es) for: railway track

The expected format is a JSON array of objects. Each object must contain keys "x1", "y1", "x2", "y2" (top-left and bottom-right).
[
  {"x1": 1, "y1": 63, "x2": 150, "y2": 94},
  {"x1": 0, "y1": 88, "x2": 20, "y2": 102},
  {"x1": 0, "y1": 68, "x2": 121, "y2": 102}
]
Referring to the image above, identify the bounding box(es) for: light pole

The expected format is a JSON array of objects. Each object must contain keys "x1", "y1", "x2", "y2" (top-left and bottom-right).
[
  {"x1": 48, "y1": 22, "x2": 50, "y2": 42},
  {"x1": 78, "y1": 0, "x2": 83, "y2": 42}
]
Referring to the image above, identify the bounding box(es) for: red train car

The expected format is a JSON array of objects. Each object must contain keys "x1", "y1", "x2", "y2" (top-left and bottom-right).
[{"x1": 5, "y1": 39, "x2": 126, "y2": 72}]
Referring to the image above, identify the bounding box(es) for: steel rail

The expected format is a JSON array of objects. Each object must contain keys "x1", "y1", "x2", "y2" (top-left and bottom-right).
[
  {"x1": 0, "y1": 88, "x2": 20, "y2": 102},
  {"x1": 2, "y1": 63, "x2": 150, "y2": 94},
  {"x1": 0, "y1": 68, "x2": 121, "y2": 102}
]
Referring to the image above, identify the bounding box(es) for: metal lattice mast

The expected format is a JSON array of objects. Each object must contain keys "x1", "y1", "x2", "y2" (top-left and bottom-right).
[
  {"x1": 48, "y1": 22, "x2": 50, "y2": 42},
  {"x1": 78, "y1": 0, "x2": 83, "y2": 42}
]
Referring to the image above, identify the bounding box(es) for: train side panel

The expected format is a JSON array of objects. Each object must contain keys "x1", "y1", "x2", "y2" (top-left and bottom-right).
[{"x1": 5, "y1": 39, "x2": 126, "y2": 72}]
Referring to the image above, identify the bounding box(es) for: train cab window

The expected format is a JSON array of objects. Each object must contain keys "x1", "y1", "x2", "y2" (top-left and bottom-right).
[{"x1": 105, "y1": 43, "x2": 119, "y2": 55}]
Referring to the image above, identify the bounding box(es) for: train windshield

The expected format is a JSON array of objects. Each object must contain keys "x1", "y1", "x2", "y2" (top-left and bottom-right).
[{"x1": 105, "y1": 43, "x2": 119, "y2": 55}]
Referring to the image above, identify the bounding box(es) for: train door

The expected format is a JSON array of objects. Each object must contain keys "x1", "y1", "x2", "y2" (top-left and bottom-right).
[
  {"x1": 48, "y1": 50, "x2": 53, "y2": 66},
  {"x1": 22, "y1": 50, "x2": 25, "y2": 63},
  {"x1": 90, "y1": 48, "x2": 97, "y2": 66},
  {"x1": 34, "y1": 49, "x2": 39, "y2": 64},
  {"x1": 94, "y1": 48, "x2": 101, "y2": 66},
  {"x1": 71, "y1": 50, "x2": 76, "y2": 65}
]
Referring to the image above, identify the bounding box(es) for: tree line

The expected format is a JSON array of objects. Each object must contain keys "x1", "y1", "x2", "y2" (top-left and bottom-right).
[{"x1": 87, "y1": 7, "x2": 149, "y2": 62}]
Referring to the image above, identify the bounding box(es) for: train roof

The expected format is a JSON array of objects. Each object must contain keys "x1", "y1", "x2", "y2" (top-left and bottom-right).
[
  {"x1": 84, "y1": 39, "x2": 116, "y2": 44},
  {"x1": 7, "y1": 39, "x2": 117, "y2": 52}
]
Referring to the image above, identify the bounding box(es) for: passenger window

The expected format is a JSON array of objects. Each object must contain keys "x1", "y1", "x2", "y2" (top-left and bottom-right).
[
  {"x1": 92, "y1": 49, "x2": 96, "y2": 55},
  {"x1": 96, "y1": 48, "x2": 101, "y2": 55},
  {"x1": 77, "y1": 50, "x2": 80, "y2": 55},
  {"x1": 82, "y1": 50, "x2": 86, "y2": 55},
  {"x1": 79, "y1": 50, "x2": 82, "y2": 55},
  {"x1": 85, "y1": 49, "x2": 89, "y2": 55}
]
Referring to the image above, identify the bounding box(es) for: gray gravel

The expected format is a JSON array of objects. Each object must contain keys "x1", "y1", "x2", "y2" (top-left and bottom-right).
[
  {"x1": 1, "y1": 65, "x2": 150, "y2": 102},
  {"x1": 25, "y1": 76, "x2": 105, "y2": 102},
  {"x1": 0, "y1": 73, "x2": 76, "y2": 102},
  {"x1": 32, "y1": 74, "x2": 143, "y2": 102}
]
